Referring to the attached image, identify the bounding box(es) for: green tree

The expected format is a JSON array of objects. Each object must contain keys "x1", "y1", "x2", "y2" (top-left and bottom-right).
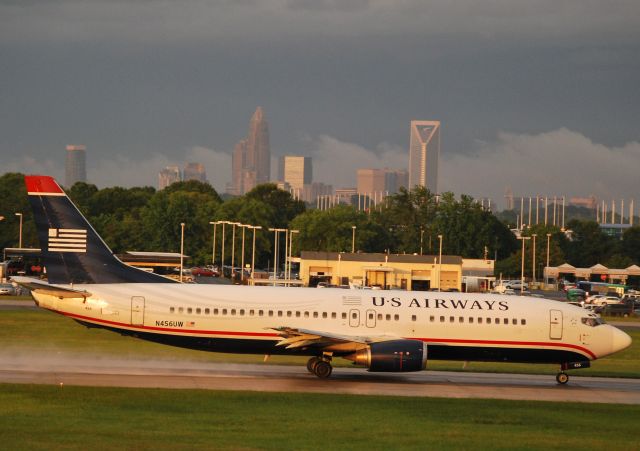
[
  {"x1": 0, "y1": 173, "x2": 37, "y2": 249},
  {"x1": 621, "y1": 226, "x2": 640, "y2": 264},
  {"x1": 563, "y1": 220, "x2": 614, "y2": 266}
]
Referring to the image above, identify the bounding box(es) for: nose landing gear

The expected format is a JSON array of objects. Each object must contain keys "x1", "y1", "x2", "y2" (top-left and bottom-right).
[{"x1": 556, "y1": 372, "x2": 569, "y2": 385}]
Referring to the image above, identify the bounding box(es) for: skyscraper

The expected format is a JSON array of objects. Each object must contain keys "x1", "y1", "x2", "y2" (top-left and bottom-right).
[
  {"x1": 158, "y1": 166, "x2": 181, "y2": 189},
  {"x1": 183, "y1": 162, "x2": 207, "y2": 183},
  {"x1": 231, "y1": 107, "x2": 271, "y2": 195},
  {"x1": 408, "y1": 121, "x2": 440, "y2": 193},
  {"x1": 65, "y1": 145, "x2": 87, "y2": 187},
  {"x1": 280, "y1": 156, "x2": 312, "y2": 191}
]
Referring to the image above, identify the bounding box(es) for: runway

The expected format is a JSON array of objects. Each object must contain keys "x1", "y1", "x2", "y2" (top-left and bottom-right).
[{"x1": 1, "y1": 354, "x2": 639, "y2": 404}]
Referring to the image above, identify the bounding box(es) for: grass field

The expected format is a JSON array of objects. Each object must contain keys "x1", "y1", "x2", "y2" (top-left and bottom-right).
[
  {"x1": 1, "y1": 307, "x2": 639, "y2": 378},
  {"x1": 1, "y1": 384, "x2": 639, "y2": 450}
]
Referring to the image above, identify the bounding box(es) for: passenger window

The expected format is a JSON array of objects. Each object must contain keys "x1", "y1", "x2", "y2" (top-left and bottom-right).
[
  {"x1": 259, "y1": 310, "x2": 264, "y2": 316},
  {"x1": 214, "y1": 308, "x2": 219, "y2": 315},
  {"x1": 487, "y1": 318, "x2": 492, "y2": 324},
  {"x1": 459, "y1": 317, "x2": 464, "y2": 323},
  {"x1": 178, "y1": 307, "x2": 184, "y2": 313},
  {"x1": 205, "y1": 308, "x2": 210, "y2": 315},
  {"x1": 342, "y1": 312, "x2": 348, "y2": 319},
  {"x1": 495, "y1": 318, "x2": 500, "y2": 325},
  {"x1": 352, "y1": 312, "x2": 357, "y2": 319},
  {"x1": 449, "y1": 316, "x2": 454, "y2": 323},
  {"x1": 440, "y1": 316, "x2": 445, "y2": 322},
  {"x1": 296, "y1": 311, "x2": 301, "y2": 318},
  {"x1": 503, "y1": 318, "x2": 508, "y2": 325},
  {"x1": 521, "y1": 319, "x2": 526, "y2": 325},
  {"x1": 322, "y1": 312, "x2": 328, "y2": 318},
  {"x1": 394, "y1": 314, "x2": 399, "y2": 321},
  {"x1": 304, "y1": 311, "x2": 309, "y2": 318},
  {"x1": 478, "y1": 317, "x2": 483, "y2": 324},
  {"x1": 231, "y1": 309, "x2": 236, "y2": 316},
  {"x1": 240, "y1": 309, "x2": 245, "y2": 316},
  {"x1": 268, "y1": 310, "x2": 273, "y2": 317},
  {"x1": 369, "y1": 313, "x2": 374, "y2": 320},
  {"x1": 222, "y1": 309, "x2": 227, "y2": 315},
  {"x1": 430, "y1": 315, "x2": 434, "y2": 322},
  {"x1": 196, "y1": 308, "x2": 201, "y2": 314},
  {"x1": 331, "y1": 312, "x2": 336, "y2": 319},
  {"x1": 377, "y1": 313, "x2": 382, "y2": 320},
  {"x1": 187, "y1": 308, "x2": 193, "y2": 314},
  {"x1": 512, "y1": 318, "x2": 517, "y2": 325},
  {"x1": 411, "y1": 315, "x2": 417, "y2": 322},
  {"x1": 170, "y1": 307, "x2": 175, "y2": 313},
  {"x1": 469, "y1": 317, "x2": 474, "y2": 324},
  {"x1": 249, "y1": 309, "x2": 254, "y2": 316},
  {"x1": 278, "y1": 311, "x2": 283, "y2": 317},
  {"x1": 386, "y1": 314, "x2": 391, "y2": 321},
  {"x1": 286, "y1": 311, "x2": 292, "y2": 317},
  {"x1": 313, "y1": 312, "x2": 318, "y2": 318}
]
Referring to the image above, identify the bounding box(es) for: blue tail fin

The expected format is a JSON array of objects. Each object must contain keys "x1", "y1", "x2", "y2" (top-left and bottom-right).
[{"x1": 25, "y1": 175, "x2": 175, "y2": 284}]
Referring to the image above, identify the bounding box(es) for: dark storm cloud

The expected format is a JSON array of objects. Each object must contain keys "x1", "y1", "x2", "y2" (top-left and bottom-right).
[{"x1": 1, "y1": 1, "x2": 639, "y2": 204}]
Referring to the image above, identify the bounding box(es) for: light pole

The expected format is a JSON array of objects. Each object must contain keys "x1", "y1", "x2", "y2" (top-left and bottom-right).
[
  {"x1": 179, "y1": 222, "x2": 185, "y2": 283},
  {"x1": 209, "y1": 221, "x2": 223, "y2": 267},
  {"x1": 220, "y1": 221, "x2": 228, "y2": 276},
  {"x1": 437, "y1": 234, "x2": 443, "y2": 291},
  {"x1": 240, "y1": 224, "x2": 247, "y2": 282},
  {"x1": 531, "y1": 234, "x2": 537, "y2": 284},
  {"x1": 546, "y1": 233, "x2": 552, "y2": 287},
  {"x1": 518, "y1": 236, "x2": 531, "y2": 294},
  {"x1": 268, "y1": 228, "x2": 286, "y2": 285},
  {"x1": 351, "y1": 226, "x2": 356, "y2": 253},
  {"x1": 231, "y1": 222, "x2": 240, "y2": 282},
  {"x1": 420, "y1": 227, "x2": 424, "y2": 255},
  {"x1": 250, "y1": 225, "x2": 262, "y2": 281},
  {"x1": 289, "y1": 230, "x2": 299, "y2": 281},
  {"x1": 15, "y1": 213, "x2": 23, "y2": 248}
]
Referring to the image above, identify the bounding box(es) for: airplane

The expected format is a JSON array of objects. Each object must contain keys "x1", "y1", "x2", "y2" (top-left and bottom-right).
[{"x1": 14, "y1": 175, "x2": 632, "y2": 384}]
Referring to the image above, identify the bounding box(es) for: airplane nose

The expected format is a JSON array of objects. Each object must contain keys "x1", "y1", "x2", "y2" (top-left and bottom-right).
[{"x1": 611, "y1": 327, "x2": 632, "y2": 354}]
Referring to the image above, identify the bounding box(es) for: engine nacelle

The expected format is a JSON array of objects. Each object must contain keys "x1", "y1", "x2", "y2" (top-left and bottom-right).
[{"x1": 347, "y1": 339, "x2": 427, "y2": 372}]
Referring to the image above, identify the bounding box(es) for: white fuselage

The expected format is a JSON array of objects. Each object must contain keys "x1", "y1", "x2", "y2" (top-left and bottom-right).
[{"x1": 31, "y1": 284, "x2": 630, "y2": 363}]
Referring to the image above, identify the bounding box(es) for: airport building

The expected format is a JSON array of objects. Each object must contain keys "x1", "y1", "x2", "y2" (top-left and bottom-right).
[
  {"x1": 65, "y1": 145, "x2": 87, "y2": 187},
  {"x1": 408, "y1": 121, "x2": 440, "y2": 193},
  {"x1": 298, "y1": 251, "x2": 463, "y2": 291}
]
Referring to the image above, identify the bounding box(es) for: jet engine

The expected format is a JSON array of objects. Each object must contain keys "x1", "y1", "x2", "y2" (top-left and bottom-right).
[{"x1": 345, "y1": 339, "x2": 427, "y2": 372}]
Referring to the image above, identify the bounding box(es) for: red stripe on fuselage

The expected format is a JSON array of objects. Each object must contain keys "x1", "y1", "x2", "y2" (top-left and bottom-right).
[{"x1": 55, "y1": 310, "x2": 596, "y2": 359}]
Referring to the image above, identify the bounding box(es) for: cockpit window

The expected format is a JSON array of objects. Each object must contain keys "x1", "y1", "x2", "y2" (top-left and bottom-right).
[{"x1": 581, "y1": 317, "x2": 605, "y2": 327}]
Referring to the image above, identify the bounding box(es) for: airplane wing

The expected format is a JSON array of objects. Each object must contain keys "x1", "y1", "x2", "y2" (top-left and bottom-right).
[
  {"x1": 271, "y1": 326, "x2": 399, "y2": 350},
  {"x1": 11, "y1": 276, "x2": 92, "y2": 299}
]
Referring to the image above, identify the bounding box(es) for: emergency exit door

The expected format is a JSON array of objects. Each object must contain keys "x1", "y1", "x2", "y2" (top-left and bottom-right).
[
  {"x1": 131, "y1": 296, "x2": 145, "y2": 326},
  {"x1": 549, "y1": 309, "x2": 563, "y2": 340}
]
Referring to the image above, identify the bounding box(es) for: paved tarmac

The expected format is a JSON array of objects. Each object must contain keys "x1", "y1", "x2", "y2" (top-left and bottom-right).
[{"x1": 1, "y1": 355, "x2": 639, "y2": 404}]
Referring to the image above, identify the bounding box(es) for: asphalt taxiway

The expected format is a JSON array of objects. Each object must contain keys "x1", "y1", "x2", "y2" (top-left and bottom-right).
[{"x1": 1, "y1": 355, "x2": 639, "y2": 404}]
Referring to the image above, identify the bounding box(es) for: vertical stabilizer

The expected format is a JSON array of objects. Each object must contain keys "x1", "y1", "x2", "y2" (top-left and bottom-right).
[{"x1": 25, "y1": 175, "x2": 175, "y2": 284}]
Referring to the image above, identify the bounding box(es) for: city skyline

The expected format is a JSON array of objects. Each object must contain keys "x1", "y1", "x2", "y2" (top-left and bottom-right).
[
  {"x1": 2, "y1": 2, "x2": 639, "y2": 206},
  {"x1": 230, "y1": 107, "x2": 271, "y2": 195}
]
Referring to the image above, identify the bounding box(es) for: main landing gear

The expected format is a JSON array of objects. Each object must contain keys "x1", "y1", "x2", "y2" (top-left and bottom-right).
[{"x1": 307, "y1": 356, "x2": 333, "y2": 379}]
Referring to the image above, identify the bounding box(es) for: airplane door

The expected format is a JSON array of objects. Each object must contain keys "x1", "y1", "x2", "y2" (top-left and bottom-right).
[
  {"x1": 549, "y1": 309, "x2": 563, "y2": 340},
  {"x1": 365, "y1": 309, "x2": 376, "y2": 328},
  {"x1": 131, "y1": 296, "x2": 145, "y2": 326},
  {"x1": 349, "y1": 309, "x2": 360, "y2": 327}
]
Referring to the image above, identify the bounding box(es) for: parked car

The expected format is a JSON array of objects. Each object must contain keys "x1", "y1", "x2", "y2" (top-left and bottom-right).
[
  {"x1": 191, "y1": 267, "x2": 217, "y2": 277},
  {"x1": 503, "y1": 280, "x2": 529, "y2": 291},
  {"x1": 585, "y1": 294, "x2": 605, "y2": 305},
  {"x1": 0, "y1": 283, "x2": 15, "y2": 296},
  {"x1": 592, "y1": 296, "x2": 622, "y2": 306}
]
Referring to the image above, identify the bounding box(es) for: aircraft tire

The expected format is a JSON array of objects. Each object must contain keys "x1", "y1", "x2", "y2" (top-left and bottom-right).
[
  {"x1": 313, "y1": 361, "x2": 332, "y2": 379},
  {"x1": 306, "y1": 357, "x2": 321, "y2": 373},
  {"x1": 556, "y1": 372, "x2": 569, "y2": 385}
]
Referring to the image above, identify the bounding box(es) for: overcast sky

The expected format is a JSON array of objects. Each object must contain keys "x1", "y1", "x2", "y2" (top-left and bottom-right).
[{"x1": 1, "y1": 0, "x2": 639, "y2": 209}]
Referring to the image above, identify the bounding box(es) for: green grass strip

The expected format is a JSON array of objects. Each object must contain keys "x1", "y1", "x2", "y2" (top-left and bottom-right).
[{"x1": 0, "y1": 384, "x2": 639, "y2": 450}]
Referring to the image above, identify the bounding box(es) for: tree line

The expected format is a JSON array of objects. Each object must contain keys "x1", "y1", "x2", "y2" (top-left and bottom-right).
[{"x1": 1, "y1": 172, "x2": 639, "y2": 278}]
